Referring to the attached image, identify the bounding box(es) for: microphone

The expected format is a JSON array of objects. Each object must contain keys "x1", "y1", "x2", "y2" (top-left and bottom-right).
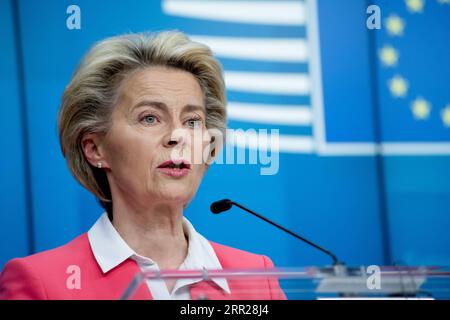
[
  {"x1": 210, "y1": 199, "x2": 233, "y2": 214},
  {"x1": 210, "y1": 199, "x2": 342, "y2": 266}
]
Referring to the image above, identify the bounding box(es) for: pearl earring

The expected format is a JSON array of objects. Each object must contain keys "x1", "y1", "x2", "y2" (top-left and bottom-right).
[{"x1": 97, "y1": 162, "x2": 102, "y2": 169}]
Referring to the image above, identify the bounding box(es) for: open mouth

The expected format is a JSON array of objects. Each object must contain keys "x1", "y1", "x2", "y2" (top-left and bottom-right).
[
  {"x1": 157, "y1": 160, "x2": 191, "y2": 169},
  {"x1": 157, "y1": 160, "x2": 192, "y2": 177}
]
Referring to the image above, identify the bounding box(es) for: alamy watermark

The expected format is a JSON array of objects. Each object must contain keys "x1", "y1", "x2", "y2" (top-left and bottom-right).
[
  {"x1": 367, "y1": 4, "x2": 381, "y2": 30},
  {"x1": 66, "y1": 264, "x2": 81, "y2": 290},
  {"x1": 66, "y1": 5, "x2": 81, "y2": 30},
  {"x1": 366, "y1": 265, "x2": 381, "y2": 290},
  {"x1": 167, "y1": 128, "x2": 280, "y2": 176}
]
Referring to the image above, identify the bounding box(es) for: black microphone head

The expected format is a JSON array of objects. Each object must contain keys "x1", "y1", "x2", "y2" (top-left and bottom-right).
[{"x1": 210, "y1": 199, "x2": 233, "y2": 214}]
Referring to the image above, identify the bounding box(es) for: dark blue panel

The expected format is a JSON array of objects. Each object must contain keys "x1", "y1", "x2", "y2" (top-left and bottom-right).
[
  {"x1": 17, "y1": 0, "x2": 103, "y2": 252},
  {"x1": 0, "y1": 0, "x2": 30, "y2": 268},
  {"x1": 318, "y1": 0, "x2": 376, "y2": 143},
  {"x1": 384, "y1": 156, "x2": 450, "y2": 265},
  {"x1": 372, "y1": 0, "x2": 450, "y2": 266}
]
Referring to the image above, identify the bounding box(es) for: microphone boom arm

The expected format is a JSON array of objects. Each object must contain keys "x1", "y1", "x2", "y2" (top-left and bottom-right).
[{"x1": 212, "y1": 199, "x2": 341, "y2": 266}]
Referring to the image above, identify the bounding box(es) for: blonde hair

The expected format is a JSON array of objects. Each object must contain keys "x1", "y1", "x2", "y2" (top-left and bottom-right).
[{"x1": 58, "y1": 31, "x2": 227, "y2": 213}]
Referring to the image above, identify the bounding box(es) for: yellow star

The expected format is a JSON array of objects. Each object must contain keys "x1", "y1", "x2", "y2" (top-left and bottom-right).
[
  {"x1": 405, "y1": 0, "x2": 425, "y2": 13},
  {"x1": 385, "y1": 15, "x2": 405, "y2": 36},
  {"x1": 379, "y1": 45, "x2": 399, "y2": 67},
  {"x1": 388, "y1": 75, "x2": 408, "y2": 98},
  {"x1": 441, "y1": 105, "x2": 450, "y2": 127},
  {"x1": 411, "y1": 97, "x2": 431, "y2": 120}
]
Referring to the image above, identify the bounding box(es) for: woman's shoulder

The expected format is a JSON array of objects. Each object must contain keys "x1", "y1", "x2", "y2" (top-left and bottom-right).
[
  {"x1": 4, "y1": 233, "x2": 91, "y2": 269},
  {"x1": 0, "y1": 233, "x2": 92, "y2": 299},
  {"x1": 209, "y1": 241, "x2": 276, "y2": 269},
  {"x1": 0, "y1": 233, "x2": 92, "y2": 284}
]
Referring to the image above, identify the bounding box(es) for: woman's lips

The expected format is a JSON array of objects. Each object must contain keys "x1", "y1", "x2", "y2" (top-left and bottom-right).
[
  {"x1": 157, "y1": 167, "x2": 190, "y2": 177},
  {"x1": 157, "y1": 159, "x2": 191, "y2": 177}
]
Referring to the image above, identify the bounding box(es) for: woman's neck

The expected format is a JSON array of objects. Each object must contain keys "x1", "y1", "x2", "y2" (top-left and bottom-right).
[{"x1": 111, "y1": 197, "x2": 189, "y2": 270}]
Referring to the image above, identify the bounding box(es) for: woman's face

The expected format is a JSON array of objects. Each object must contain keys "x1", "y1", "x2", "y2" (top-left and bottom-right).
[{"x1": 99, "y1": 66, "x2": 211, "y2": 207}]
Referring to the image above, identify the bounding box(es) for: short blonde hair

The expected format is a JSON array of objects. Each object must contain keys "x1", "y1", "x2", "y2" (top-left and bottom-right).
[{"x1": 58, "y1": 31, "x2": 227, "y2": 212}]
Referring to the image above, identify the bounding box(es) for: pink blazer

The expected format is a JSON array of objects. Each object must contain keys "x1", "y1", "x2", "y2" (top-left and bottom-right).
[{"x1": 0, "y1": 233, "x2": 286, "y2": 300}]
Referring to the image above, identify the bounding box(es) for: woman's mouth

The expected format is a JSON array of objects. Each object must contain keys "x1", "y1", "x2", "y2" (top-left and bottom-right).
[{"x1": 157, "y1": 160, "x2": 191, "y2": 178}]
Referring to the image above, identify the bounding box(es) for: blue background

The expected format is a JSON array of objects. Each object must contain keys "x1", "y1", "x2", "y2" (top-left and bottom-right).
[{"x1": 1, "y1": 0, "x2": 449, "y2": 277}]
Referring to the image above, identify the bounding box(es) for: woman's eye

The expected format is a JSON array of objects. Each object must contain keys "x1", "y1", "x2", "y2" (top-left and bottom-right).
[
  {"x1": 142, "y1": 115, "x2": 157, "y2": 124},
  {"x1": 187, "y1": 118, "x2": 202, "y2": 128}
]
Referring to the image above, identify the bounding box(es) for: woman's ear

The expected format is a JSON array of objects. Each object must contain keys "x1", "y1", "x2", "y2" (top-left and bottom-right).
[{"x1": 81, "y1": 133, "x2": 110, "y2": 169}]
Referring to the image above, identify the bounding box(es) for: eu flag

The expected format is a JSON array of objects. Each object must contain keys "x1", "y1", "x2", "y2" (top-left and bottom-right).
[{"x1": 374, "y1": 0, "x2": 450, "y2": 147}]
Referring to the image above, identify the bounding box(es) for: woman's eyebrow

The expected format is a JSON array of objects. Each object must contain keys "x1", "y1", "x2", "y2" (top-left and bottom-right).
[
  {"x1": 131, "y1": 100, "x2": 205, "y2": 115},
  {"x1": 183, "y1": 104, "x2": 206, "y2": 115},
  {"x1": 131, "y1": 100, "x2": 169, "y2": 114}
]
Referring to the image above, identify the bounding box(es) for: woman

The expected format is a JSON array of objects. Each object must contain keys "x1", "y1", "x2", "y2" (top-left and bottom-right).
[{"x1": 0, "y1": 31, "x2": 286, "y2": 300}]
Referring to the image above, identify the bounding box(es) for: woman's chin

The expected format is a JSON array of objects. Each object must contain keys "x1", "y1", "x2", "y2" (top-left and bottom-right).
[{"x1": 156, "y1": 187, "x2": 193, "y2": 204}]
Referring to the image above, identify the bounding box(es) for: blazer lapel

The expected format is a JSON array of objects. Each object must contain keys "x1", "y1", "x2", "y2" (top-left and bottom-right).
[{"x1": 108, "y1": 259, "x2": 153, "y2": 300}]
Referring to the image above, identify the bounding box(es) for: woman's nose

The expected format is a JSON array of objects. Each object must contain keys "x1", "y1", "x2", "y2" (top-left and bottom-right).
[
  {"x1": 167, "y1": 139, "x2": 178, "y2": 146},
  {"x1": 164, "y1": 135, "x2": 182, "y2": 148},
  {"x1": 166, "y1": 138, "x2": 180, "y2": 147},
  {"x1": 163, "y1": 126, "x2": 188, "y2": 148}
]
